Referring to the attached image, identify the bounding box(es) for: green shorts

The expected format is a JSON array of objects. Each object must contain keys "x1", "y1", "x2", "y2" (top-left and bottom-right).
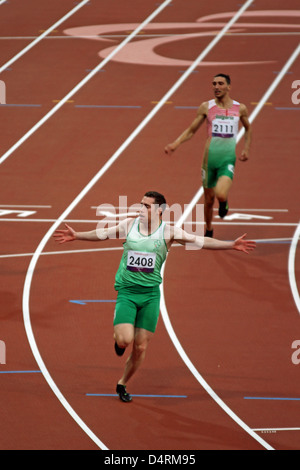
[
  {"x1": 113, "y1": 285, "x2": 161, "y2": 333},
  {"x1": 202, "y1": 138, "x2": 236, "y2": 188}
]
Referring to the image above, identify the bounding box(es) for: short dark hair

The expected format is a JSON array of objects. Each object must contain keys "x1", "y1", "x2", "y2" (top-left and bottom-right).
[
  {"x1": 144, "y1": 191, "x2": 167, "y2": 212},
  {"x1": 214, "y1": 73, "x2": 231, "y2": 85}
]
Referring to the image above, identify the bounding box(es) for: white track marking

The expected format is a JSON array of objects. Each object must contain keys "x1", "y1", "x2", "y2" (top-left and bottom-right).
[
  {"x1": 20, "y1": 0, "x2": 258, "y2": 450},
  {"x1": 0, "y1": 0, "x2": 173, "y2": 165},
  {"x1": 159, "y1": 41, "x2": 300, "y2": 451},
  {"x1": 2, "y1": 246, "x2": 124, "y2": 259},
  {"x1": 253, "y1": 427, "x2": 300, "y2": 432},
  {"x1": 159, "y1": 271, "x2": 274, "y2": 450},
  {"x1": 0, "y1": 0, "x2": 90, "y2": 74},
  {"x1": 0, "y1": 218, "x2": 297, "y2": 226},
  {"x1": 245, "y1": 43, "x2": 300, "y2": 127},
  {"x1": 288, "y1": 222, "x2": 300, "y2": 315},
  {"x1": 1, "y1": 238, "x2": 291, "y2": 260},
  {"x1": 0, "y1": 0, "x2": 7, "y2": 5}
]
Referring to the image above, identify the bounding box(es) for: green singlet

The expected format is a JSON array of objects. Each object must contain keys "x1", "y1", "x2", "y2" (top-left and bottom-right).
[{"x1": 113, "y1": 218, "x2": 168, "y2": 333}]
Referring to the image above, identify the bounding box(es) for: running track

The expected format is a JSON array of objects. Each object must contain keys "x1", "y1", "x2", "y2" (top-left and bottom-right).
[{"x1": 0, "y1": 0, "x2": 300, "y2": 450}]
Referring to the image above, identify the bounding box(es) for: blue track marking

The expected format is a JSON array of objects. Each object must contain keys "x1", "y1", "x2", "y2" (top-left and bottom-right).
[
  {"x1": 69, "y1": 300, "x2": 116, "y2": 305},
  {"x1": 0, "y1": 104, "x2": 41, "y2": 107},
  {"x1": 244, "y1": 397, "x2": 300, "y2": 401},
  {"x1": 0, "y1": 370, "x2": 41, "y2": 374}
]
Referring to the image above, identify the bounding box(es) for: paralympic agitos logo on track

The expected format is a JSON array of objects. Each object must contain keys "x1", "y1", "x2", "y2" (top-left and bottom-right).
[{"x1": 63, "y1": 9, "x2": 300, "y2": 68}]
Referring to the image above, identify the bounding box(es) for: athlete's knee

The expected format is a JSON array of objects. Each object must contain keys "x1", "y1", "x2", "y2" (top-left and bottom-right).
[
  {"x1": 133, "y1": 340, "x2": 148, "y2": 356},
  {"x1": 216, "y1": 191, "x2": 227, "y2": 202},
  {"x1": 114, "y1": 327, "x2": 134, "y2": 348}
]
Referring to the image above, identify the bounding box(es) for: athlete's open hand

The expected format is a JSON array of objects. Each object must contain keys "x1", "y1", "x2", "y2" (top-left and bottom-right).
[
  {"x1": 233, "y1": 234, "x2": 256, "y2": 254},
  {"x1": 54, "y1": 224, "x2": 77, "y2": 244}
]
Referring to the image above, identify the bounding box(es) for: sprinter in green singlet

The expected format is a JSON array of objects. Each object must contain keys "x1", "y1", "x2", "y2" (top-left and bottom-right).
[{"x1": 54, "y1": 191, "x2": 256, "y2": 402}]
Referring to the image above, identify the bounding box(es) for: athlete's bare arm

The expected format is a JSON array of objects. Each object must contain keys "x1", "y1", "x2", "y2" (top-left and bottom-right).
[
  {"x1": 164, "y1": 102, "x2": 208, "y2": 155},
  {"x1": 239, "y1": 103, "x2": 252, "y2": 161},
  {"x1": 54, "y1": 218, "x2": 134, "y2": 244},
  {"x1": 165, "y1": 225, "x2": 256, "y2": 254}
]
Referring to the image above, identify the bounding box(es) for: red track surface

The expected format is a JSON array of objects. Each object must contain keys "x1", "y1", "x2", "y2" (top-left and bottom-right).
[{"x1": 0, "y1": 0, "x2": 300, "y2": 450}]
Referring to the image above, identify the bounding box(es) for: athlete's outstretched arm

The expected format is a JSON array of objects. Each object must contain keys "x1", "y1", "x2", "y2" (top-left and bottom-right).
[
  {"x1": 54, "y1": 218, "x2": 133, "y2": 244},
  {"x1": 203, "y1": 233, "x2": 256, "y2": 254},
  {"x1": 170, "y1": 227, "x2": 256, "y2": 254},
  {"x1": 164, "y1": 102, "x2": 207, "y2": 155}
]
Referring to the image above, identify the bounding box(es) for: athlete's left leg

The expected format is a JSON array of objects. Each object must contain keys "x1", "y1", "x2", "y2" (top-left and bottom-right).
[
  {"x1": 215, "y1": 175, "x2": 232, "y2": 201},
  {"x1": 215, "y1": 175, "x2": 232, "y2": 218}
]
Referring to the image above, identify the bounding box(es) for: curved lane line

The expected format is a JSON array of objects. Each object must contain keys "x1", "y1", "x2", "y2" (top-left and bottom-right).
[
  {"x1": 159, "y1": 265, "x2": 274, "y2": 450},
  {"x1": 21, "y1": 0, "x2": 257, "y2": 449},
  {"x1": 160, "y1": 41, "x2": 300, "y2": 452},
  {"x1": 21, "y1": 0, "x2": 175, "y2": 450},
  {"x1": 288, "y1": 222, "x2": 300, "y2": 314}
]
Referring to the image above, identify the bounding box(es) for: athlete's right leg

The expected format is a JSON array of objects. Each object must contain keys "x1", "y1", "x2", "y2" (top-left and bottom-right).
[{"x1": 114, "y1": 323, "x2": 135, "y2": 350}]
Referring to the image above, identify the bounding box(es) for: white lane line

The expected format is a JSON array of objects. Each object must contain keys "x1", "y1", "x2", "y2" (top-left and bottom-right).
[
  {"x1": 0, "y1": 218, "x2": 297, "y2": 226},
  {"x1": 245, "y1": 43, "x2": 300, "y2": 127},
  {"x1": 20, "y1": 0, "x2": 177, "y2": 451},
  {"x1": 1, "y1": 246, "x2": 124, "y2": 259},
  {"x1": 288, "y1": 222, "x2": 300, "y2": 315},
  {"x1": 1, "y1": 239, "x2": 292, "y2": 260},
  {"x1": 160, "y1": 272, "x2": 274, "y2": 451},
  {"x1": 0, "y1": 0, "x2": 90, "y2": 74},
  {"x1": 0, "y1": 0, "x2": 173, "y2": 165},
  {"x1": 0, "y1": 0, "x2": 7, "y2": 4},
  {"x1": 159, "y1": 42, "x2": 300, "y2": 452},
  {"x1": 253, "y1": 427, "x2": 300, "y2": 432}
]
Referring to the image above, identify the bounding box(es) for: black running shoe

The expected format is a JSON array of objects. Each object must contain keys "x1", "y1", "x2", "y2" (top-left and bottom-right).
[
  {"x1": 116, "y1": 384, "x2": 132, "y2": 403},
  {"x1": 114, "y1": 341, "x2": 125, "y2": 357},
  {"x1": 205, "y1": 229, "x2": 214, "y2": 238},
  {"x1": 218, "y1": 201, "x2": 229, "y2": 218}
]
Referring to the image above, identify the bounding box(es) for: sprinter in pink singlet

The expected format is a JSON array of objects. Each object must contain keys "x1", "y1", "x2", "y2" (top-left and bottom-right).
[{"x1": 165, "y1": 73, "x2": 252, "y2": 237}]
